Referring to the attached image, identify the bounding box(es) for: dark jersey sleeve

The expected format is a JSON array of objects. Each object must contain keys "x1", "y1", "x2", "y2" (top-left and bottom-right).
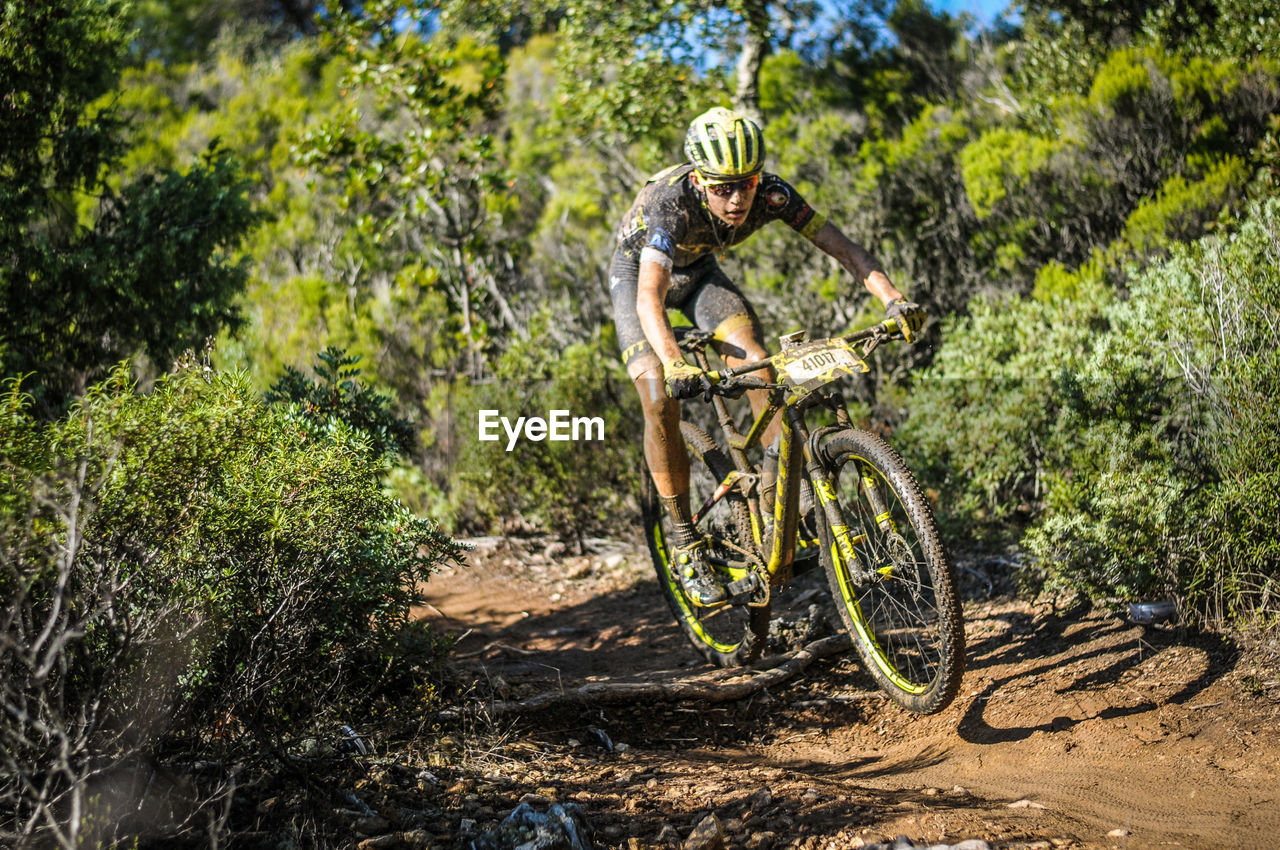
[{"x1": 757, "y1": 174, "x2": 827, "y2": 240}]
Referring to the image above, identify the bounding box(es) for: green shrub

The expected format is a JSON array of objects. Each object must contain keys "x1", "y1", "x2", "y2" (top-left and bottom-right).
[
  {"x1": 898, "y1": 282, "x2": 1111, "y2": 541},
  {"x1": 265, "y1": 346, "x2": 414, "y2": 462},
  {"x1": 447, "y1": 311, "x2": 644, "y2": 536},
  {"x1": 1024, "y1": 199, "x2": 1280, "y2": 620},
  {"x1": 1, "y1": 361, "x2": 459, "y2": 845}
]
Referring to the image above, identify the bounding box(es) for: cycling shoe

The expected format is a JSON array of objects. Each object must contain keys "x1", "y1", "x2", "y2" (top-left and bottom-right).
[{"x1": 672, "y1": 540, "x2": 727, "y2": 607}]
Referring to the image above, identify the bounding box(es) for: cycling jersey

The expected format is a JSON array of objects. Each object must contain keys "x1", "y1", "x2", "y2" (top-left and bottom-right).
[
  {"x1": 614, "y1": 164, "x2": 827, "y2": 273},
  {"x1": 610, "y1": 164, "x2": 828, "y2": 367}
]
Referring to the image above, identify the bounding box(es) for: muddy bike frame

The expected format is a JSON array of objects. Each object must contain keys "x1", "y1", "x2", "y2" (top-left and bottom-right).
[{"x1": 679, "y1": 318, "x2": 905, "y2": 596}]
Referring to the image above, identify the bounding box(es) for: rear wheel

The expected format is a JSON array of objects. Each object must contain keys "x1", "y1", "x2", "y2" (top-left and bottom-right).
[
  {"x1": 641, "y1": 422, "x2": 770, "y2": 667},
  {"x1": 815, "y1": 429, "x2": 964, "y2": 713}
]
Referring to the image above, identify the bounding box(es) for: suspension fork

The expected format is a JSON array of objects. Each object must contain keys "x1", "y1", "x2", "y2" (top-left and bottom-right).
[{"x1": 791, "y1": 411, "x2": 876, "y2": 584}]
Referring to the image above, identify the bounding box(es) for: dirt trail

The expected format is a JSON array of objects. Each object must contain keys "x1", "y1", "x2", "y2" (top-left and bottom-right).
[{"x1": 419, "y1": 536, "x2": 1280, "y2": 850}]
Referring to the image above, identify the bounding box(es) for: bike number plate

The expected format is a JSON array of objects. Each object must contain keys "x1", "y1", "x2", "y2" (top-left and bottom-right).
[{"x1": 778, "y1": 341, "x2": 867, "y2": 390}]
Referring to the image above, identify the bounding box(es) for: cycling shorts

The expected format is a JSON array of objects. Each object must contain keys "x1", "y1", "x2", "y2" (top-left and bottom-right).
[{"x1": 609, "y1": 254, "x2": 760, "y2": 368}]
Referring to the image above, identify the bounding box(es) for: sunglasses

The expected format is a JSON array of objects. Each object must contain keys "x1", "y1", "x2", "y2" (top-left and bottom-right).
[{"x1": 702, "y1": 174, "x2": 760, "y2": 197}]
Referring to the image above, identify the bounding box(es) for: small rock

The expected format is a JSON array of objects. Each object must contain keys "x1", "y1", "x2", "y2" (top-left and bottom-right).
[
  {"x1": 416, "y1": 770, "x2": 440, "y2": 785},
  {"x1": 950, "y1": 786, "x2": 969, "y2": 796},
  {"x1": 1107, "y1": 828, "x2": 1131, "y2": 838},
  {"x1": 402, "y1": 830, "x2": 432, "y2": 848},
  {"x1": 520, "y1": 793, "x2": 553, "y2": 806},
  {"x1": 459, "y1": 818, "x2": 477, "y2": 834},
  {"x1": 545, "y1": 541, "x2": 568, "y2": 559},
  {"x1": 920, "y1": 787, "x2": 940, "y2": 797},
  {"x1": 683, "y1": 813, "x2": 725, "y2": 850},
  {"x1": 603, "y1": 553, "x2": 626, "y2": 569},
  {"x1": 355, "y1": 816, "x2": 391, "y2": 836},
  {"x1": 357, "y1": 837, "x2": 399, "y2": 850},
  {"x1": 657, "y1": 824, "x2": 681, "y2": 846},
  {"x1": 744, "y1": 832, "x2": 776, "y2": 850},
  {"x1": 744, "y1": 786, "x2": 773, "y2": 817},
  {"x1": 1007, "y1": 799, "x2": 1047, "y2": 809},
  {"x1": 801, "y1": 788, "x2": 822, "y2": 802},
  {"x1": 646, "y1": 778, "x2": 659, "y2": 790},
  {"x1": 616, "y1": 742, "x2": 631, "y2": 754},
  {"x1": 951, "y1": 841, "x2": 993, "y2": 850}
]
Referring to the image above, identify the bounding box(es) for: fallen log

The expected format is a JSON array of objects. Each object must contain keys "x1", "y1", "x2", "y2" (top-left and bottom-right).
[{"x1": 439, "y1": 633, "x2": 884, "y2": 719}]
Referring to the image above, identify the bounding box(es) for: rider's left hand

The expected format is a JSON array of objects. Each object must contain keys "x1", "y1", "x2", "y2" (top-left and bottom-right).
[{"x1": 885, "y1": 298, "x2": 926, "y2": 343}]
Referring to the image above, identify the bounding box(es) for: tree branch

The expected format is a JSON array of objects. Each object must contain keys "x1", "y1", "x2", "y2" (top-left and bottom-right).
[{"x1": 440, "y1": 633, "x2": 871, "y2": 719}]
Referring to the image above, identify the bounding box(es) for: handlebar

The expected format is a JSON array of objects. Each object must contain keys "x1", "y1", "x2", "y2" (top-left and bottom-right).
[{"x1": 706, "y1": 317, "x2": 905, "y2": 385}]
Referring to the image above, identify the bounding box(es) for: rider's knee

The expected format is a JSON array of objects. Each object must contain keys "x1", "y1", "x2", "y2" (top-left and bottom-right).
[
  {"x1": 631, "y1": 361, "x2": 679, "y2": 421},
  {"x1": 639, "y1": 387, "x2": 680, "y2": 425}
]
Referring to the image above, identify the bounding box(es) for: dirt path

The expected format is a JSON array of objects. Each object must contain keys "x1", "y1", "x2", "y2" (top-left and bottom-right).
[{"x1": 418, "y1": 536, "x2": 1280, "y2": 850}]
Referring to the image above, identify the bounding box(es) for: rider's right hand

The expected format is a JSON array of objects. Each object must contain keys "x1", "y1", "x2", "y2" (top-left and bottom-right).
[{"x1": 663, "y1": 358, "x2": 710, "y2": 400}]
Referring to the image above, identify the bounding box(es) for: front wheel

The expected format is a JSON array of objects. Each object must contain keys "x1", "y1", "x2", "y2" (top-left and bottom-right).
[
  {"x1": 815, "y1": 429, "x2": 964, "y2": 713},
  {"x1": 640, "y1": 422, "x2": 770, "y2": 667}
]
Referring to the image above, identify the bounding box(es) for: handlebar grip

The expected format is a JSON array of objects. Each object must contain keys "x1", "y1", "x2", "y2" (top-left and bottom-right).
[{"x1": 843, "y1": 318, "x2": 902, "y2": 344}]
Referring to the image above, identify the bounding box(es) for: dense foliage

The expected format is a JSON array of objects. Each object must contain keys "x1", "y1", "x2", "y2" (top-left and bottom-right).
[
  {"x1": 2, "y1": 0, "x2": 1279, "y2": 838},
  {"x1": 0, "y1": 363, "x2": 459, "y2": 846},
  {"x1": 0, "y1": 0, "x2": 258, "y2": 411}
]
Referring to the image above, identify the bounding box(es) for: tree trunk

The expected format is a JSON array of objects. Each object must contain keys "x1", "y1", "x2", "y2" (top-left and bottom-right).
[{"x1": 734, "y1": 0, "x2": 771, "y2": 121}]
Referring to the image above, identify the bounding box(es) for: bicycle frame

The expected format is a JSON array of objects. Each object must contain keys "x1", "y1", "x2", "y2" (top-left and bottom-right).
[{"x1": 682, "y1": 323, "x2": 896, "y2": 589}]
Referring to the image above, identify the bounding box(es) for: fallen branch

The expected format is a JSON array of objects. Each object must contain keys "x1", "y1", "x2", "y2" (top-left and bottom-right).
[{"x1": 440, "y1": 633, "x2": 867, "y2": 719}]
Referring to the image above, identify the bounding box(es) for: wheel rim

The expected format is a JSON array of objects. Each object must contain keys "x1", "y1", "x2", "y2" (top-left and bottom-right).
[{"x1": 829, "y1": 455, "x2": 947, "y2": 693}]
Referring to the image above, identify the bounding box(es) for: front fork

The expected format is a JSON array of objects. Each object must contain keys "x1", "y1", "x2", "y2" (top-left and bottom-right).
[{"x1": 789, "y1": 410, "x2": 878, "y2": 585}]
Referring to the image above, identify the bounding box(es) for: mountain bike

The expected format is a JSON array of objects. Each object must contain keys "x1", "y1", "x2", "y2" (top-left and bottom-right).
[{"x1": 639, "y1": 318, "x2": 965, "y2": 714}]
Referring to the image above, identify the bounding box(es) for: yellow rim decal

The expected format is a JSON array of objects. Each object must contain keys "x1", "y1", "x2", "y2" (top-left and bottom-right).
[{"x1": 829, "y1": 528, "x2": 926, "y2": 694}]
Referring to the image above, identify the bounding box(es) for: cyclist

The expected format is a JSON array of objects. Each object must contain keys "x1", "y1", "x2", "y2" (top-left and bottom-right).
[{"x1": 611, "y1": 106, "x2": 924, "y2": 607}]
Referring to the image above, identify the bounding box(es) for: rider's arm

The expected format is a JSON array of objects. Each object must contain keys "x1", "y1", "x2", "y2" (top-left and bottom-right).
[
  {"x1": 810, "y1": 221, "x2": 904, "y2": 306},
  {"x1": 636, "y1": 259, "x2": 683, "y2": 365}
]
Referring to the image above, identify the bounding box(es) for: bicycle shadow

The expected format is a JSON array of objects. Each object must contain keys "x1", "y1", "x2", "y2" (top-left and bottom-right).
[{"x1": 953, "y1": 603, "x2": 1236, "y2": 745}]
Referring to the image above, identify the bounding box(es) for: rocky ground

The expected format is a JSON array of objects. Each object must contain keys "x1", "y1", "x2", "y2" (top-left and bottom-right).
[{"x1": 310, "y1": 535, "x2": 1280, "y2": 850}]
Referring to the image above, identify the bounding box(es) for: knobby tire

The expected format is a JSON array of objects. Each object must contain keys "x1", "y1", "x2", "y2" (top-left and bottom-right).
[{"x1": 815, "y1": 429, "x2": 965, "y2": 713}]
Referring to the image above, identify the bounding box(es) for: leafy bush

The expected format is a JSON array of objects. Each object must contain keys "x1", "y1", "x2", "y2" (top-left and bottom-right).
[
  {"x1": 1028, "y1": 199, "x2": 1280, "y2": 621},
  {"x1": 899, "y1": 283, "x2": 1111, "y2": 541},
  {"x1": 265, "y1": 346, "x2": 414, "y2": 462},
  {"x1": 0, "y1": 0, "x2": 259, "y2": 410},
  {"x1": 446, "y1": 312, "x2": 644, "y2": 537},
  {"x1": 904, "y1": 199, "x2": 1279, "y2": 623},
  {"x1": 0, "y1": 362, "x2": 459, "y2": 846}
]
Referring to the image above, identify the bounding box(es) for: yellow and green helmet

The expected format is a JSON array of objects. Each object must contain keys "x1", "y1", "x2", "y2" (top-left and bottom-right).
[{"x1": 684, "y1": 107, "x2": 766, "y2": 183}]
